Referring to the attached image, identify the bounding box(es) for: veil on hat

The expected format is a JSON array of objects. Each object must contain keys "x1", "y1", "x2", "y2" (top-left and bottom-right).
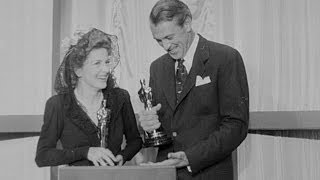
[{"x1": 54, "y1": 28, "x2": 120, "y2": 94}]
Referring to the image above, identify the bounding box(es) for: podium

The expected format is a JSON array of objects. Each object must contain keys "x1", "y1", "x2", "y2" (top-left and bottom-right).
[{"x1": 58, "y1": 165, "x2": 176, "y2": 180}]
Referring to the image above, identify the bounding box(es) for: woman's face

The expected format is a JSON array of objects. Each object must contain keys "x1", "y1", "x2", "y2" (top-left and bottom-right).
[{"x1": 76, "y1": 48, "x2": 115, "y2": 91}]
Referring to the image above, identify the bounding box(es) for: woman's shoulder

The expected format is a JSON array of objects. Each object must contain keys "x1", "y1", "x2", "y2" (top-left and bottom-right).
[
  {"x1": 46, "y1": 94, "x2": 61, "y2": 105},
  {"x1": 115, "y1": 87, "x2": 130, "y2": 96},
  {"x1": 107, "y1": 87, "x2": 129, "y2": 96},
  {"x1": 105, "y1": 87, "x2": 130, "y2": 101},
  {"x1": 45, "y1": 93, "x2": 71, "y2": 107}
]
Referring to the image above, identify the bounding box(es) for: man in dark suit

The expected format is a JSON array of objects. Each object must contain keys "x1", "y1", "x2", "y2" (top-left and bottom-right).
[{"x1": 138, "y1": 0, "x2": 249, "y2": 179}]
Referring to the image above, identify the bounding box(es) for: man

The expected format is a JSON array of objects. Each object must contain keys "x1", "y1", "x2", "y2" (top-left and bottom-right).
[{"x1": 139, "y1": 0, "x2": 249, "y2": 179}]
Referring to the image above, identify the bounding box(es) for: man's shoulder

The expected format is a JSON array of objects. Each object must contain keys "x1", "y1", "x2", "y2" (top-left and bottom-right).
[
  {"x1": 198, "y1": 34, "x2": 243, "y2": 66},
  {"x1": 200, "y1": 36, "x2": 240, "y2": 60},
  {"x1": 199, "y1": 35, "x2": 238, "y2": 55}
]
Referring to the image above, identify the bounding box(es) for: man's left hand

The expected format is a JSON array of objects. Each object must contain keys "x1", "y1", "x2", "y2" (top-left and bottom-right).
[{"x1": 141, "y1": 151, "x2": 189, "y2": 168}]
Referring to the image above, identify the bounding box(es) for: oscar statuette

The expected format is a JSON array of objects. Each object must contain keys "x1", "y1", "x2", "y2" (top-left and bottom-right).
[
  {"x1": 97, "y1": 99, "x2": 111, "y2": 148},
  {"x1": 138, "y1": 79, "x2": 172, "y2": 147}
]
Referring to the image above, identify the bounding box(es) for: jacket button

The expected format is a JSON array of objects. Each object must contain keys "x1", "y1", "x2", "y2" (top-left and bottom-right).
[{"x1": 172, "y1": 132, "x2": 177, "y2": 137}]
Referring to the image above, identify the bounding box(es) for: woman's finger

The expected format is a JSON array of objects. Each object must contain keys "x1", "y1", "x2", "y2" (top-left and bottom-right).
[
  {"x1": 102, "y1": 149, "x2": 117, "y2": 162},
  {"x1": 115, "y1": 155, "x2": 123, "y2": 166},
  {"x1": 98, "y1": 158, "x2": 107, "y2": 166},
  {"x1": 92, "y1": 160, "x2": 99, "y2": 166},
  {"x1": 102, "y1": 156, "x2": 115, "y2": 166},
  {"x1": 117, "y1": 161, "x2": 123, "y2": 166}
]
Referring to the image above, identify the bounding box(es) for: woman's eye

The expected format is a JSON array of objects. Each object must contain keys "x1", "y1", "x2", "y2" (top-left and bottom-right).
[{"x1": 94, "y1": 61, "x2": 101, "y2": 65}]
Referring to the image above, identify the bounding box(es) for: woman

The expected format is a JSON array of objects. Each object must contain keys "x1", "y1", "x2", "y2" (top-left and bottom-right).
[{"x1": 35, "y1": 28, "x2": 142, "y2": 167}]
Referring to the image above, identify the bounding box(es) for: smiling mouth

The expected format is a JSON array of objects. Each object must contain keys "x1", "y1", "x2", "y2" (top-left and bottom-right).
[
  {"x1": 168, "y1": 46, "x2": 179, "y2": 54},
  {"x1": 98, "y1": 76, "x2": 108, "y2": 81},
  {"x1": 168, "y1": 49, "x2": 176, "y2": 54}
]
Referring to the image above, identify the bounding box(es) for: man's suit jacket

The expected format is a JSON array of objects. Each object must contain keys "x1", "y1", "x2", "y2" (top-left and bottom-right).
[{"x1": 149, "y1": 34, "x2": 249, "y2": 180}]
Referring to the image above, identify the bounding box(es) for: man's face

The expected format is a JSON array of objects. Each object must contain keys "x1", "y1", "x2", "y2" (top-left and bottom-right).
[{"x1": 150, "y1": 19, "x2": 191, "y2": 60}]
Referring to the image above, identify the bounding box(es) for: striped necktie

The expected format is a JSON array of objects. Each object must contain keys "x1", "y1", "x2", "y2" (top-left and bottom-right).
[{"x1": 175, "y1": 59, "x2": 188, "y2": 104}]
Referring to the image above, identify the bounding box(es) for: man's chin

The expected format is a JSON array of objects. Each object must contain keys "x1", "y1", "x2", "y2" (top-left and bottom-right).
[{"x1": 168, "y1": 53, "x2": 180, "y2": 60}]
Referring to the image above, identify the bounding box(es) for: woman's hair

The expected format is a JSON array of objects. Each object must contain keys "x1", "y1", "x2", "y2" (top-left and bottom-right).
[
  {"x1": 68, "y1": 38, "x2": 112, "y2": 72},
  {"x1": 149, "y1": 0, "x2": 192, "y2": 26},
  {"x1": 55, "y1": 28, "x2": 119, "y2": 94}
]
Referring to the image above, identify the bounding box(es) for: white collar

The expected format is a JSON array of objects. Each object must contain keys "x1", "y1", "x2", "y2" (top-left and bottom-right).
[{"x1": 176, "y1": 33, "x2": 199, "y2": 73}]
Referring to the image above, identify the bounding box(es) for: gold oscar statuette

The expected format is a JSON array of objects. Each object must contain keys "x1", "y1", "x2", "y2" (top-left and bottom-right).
[
  {"x1": 97, "y1": 100, "x2": 111, "y2": 148},
  {"x1": 138, "y1": 79, "x2": 172, "y2": 147}
]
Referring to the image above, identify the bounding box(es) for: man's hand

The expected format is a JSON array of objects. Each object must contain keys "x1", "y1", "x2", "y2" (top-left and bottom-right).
[
  {"x1": 140, "y1": 151, "x2": 189, "y2": 168},
  {"x1": 138, "y1": 104, "x2": 162, "y2": 132}
]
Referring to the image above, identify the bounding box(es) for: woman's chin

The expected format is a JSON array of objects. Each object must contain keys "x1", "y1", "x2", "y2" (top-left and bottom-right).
[
  {"x1": 94, "y1": 83, "x2": 107, "y2": 90},
  {"x1": 100, "y1": 84, "x2": 108, "y2": 89}
]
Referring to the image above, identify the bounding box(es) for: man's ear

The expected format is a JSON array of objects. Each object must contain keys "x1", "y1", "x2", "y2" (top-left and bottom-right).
[{"x1": 183, "y1": 16, "x2": 192, "y2": 32}]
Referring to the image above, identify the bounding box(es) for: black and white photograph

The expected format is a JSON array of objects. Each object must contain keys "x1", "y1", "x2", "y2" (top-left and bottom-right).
[{"x1": 0, "y1": 0, "x2": 319, "y2": 180}]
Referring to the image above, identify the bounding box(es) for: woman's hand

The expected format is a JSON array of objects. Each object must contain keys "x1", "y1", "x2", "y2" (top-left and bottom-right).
[
  {"x1": 115, "y1": 154, "x2": 124, "y2": 166},
  {"x1": 87, "y1": 147, "x2": 117, "y2": 166}
]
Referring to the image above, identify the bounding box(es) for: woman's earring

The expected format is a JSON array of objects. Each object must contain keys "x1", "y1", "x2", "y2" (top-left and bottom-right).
[{"x1": 109, "y1": 68, "x2": 113, "y2": 75}]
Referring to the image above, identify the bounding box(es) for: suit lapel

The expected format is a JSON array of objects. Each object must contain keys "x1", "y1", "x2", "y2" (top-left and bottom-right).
[
  {"x1": 160, "y1": 56, "x2": 176, "y2": 110},
  {"x1": 176, "y1": 35, "x2": 209, "y2": 108}
]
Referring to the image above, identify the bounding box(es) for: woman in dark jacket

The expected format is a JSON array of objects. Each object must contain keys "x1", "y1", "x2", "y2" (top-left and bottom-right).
[{"x1": 35, "y1": 28, "x2": 142, "y2": 167}]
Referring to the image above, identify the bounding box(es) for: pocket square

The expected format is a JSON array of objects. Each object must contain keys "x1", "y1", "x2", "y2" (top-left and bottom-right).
[{"x1": 195, "y1": 75, "x2": 211, "y2": 86}]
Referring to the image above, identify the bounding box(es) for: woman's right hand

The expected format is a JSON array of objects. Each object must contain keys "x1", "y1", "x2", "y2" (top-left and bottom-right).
[{"x1": 87, "y1": 147, "x2": 117, "y2": 166}]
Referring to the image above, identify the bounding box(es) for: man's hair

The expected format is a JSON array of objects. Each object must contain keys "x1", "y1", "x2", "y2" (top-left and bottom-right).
[{"x1": 149, "y1": 0, "x2": 192, "y2": 26}]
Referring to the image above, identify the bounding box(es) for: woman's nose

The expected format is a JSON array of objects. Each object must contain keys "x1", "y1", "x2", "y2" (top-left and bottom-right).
[{"x1": 101, "y1": 63, "x2": 112, "y2": 72}]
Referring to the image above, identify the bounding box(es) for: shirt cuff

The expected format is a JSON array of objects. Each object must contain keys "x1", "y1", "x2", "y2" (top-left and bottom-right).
[{"x1": 187, "y1": 165, "x2": 192, "y2": 172}]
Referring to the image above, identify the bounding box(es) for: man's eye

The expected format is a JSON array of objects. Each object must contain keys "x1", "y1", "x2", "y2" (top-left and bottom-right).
[{"x1": 94, "y1": 61, "x2": 101, "y2": 65}]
